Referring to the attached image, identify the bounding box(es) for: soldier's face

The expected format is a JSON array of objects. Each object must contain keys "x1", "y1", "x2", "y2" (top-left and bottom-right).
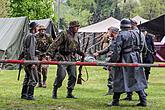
[
  {"x1": 107, "y1": 30, "x2": 112, "y2": 36},
  {"x1": 39, "y1": 29, "x2": 46, "y2": 34},
  {"x1": 73, "y1": 26, "x2": 79, "y2": 33}
]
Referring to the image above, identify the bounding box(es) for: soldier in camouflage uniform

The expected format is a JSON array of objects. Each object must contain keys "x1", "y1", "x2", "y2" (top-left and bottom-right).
[
  {"x1": 48, "y1": 21, "x2": 84, "y2": 99},
  {"x1": 36, "y1": 25, "x2": 53, "y2": 88},
  {"x1": 21, "y1": 22, "x2": 39, "y2": 100}
]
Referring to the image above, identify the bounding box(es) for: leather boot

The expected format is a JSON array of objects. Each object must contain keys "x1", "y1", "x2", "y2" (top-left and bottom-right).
[
  {"x1": 21, "y1": 85, "x2": 28, "y2": 99},
  {"x1": 27, "y1": 86, "x2": 35, "y2": 100},
  {"x1": 136, "y1": 90, "x2": 147, "y2": 107},
  {"x1": 107, "y1": 92, "x2": 120, "y2": 106},
  {"x1": 66, "y1": 89, "x2": 77, "y2": 99},
  {"x1": 52, "y1": 86, "x2": 58, "y2": 99},
  {"x1": 123, "y1": 92, "x2": 132, "y2": 101},
  {"x1": 42, "y1": 81, "x2": 46, "y2": 88}
]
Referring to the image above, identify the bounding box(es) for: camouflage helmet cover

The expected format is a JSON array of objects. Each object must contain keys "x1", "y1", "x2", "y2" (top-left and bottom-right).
[
  {"x1": 69, "y1": 21, "x2": 80, "y2": 28},
  {"x1": 38, "y1": 25, "x2": 46, "y2": 30}
]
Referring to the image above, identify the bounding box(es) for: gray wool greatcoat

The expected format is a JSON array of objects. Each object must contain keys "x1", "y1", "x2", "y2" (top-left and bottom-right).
[{"x1": 109, "y1": 30, "x2": 147, "y2": 93}]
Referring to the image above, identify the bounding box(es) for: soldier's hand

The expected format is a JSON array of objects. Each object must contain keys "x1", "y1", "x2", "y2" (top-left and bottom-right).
[
  {"x1": 93, "y1": 52, "x2": 99, "y2": 57},
  {"x1": 32, "y1": 64, "x2": 36, "y2": 69}
]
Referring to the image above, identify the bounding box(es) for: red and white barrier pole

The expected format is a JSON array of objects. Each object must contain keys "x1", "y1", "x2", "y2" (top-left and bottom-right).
[{"x1": 0, "y1": 59, "x2": 165, "y2": 67}]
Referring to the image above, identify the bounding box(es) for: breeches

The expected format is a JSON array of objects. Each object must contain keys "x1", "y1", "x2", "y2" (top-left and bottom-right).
[{"x1": 53, "y1": 65, "x2": 77, "y2": 90}]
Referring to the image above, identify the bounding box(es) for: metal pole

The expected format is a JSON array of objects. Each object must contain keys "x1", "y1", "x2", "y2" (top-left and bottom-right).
[
  {"x1": 57, "y1": 0, "x2": 61, "y2": 31},
  {"x1": 0, "y1": 60, "x2": 165, "y2": 67}
]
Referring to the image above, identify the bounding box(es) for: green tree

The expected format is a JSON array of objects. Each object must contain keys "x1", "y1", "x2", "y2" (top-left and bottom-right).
[
  {"x1": 91, "y1": 0, "x2": 113, "y2": 23},
  {"x1": 57, "y1": 0, "x2": 95, "y2": 27},
  {"x1": 10, "y1": 0, "x2": 55, "y2": 20},
  {"x1": 0, "y1": 0, "x2": 11, "y2": 17},
  {"x1": 133, "y1": 0, "x2": 165, "y2": 20}
]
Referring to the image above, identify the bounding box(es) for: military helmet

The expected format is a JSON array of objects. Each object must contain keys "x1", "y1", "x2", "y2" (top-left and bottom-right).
[
  {"x1": 69, "y1": 21, "x2": 80, "y2": 28},
  {"x1": 120, "y1": 18, "x2": 131, "y2": 28},
  {"x1": 29, "y1": 22, "x2": 39, "y2": 29},
  {"x1": 38, "y1": 25, "x2": 46, "y2": 30}
]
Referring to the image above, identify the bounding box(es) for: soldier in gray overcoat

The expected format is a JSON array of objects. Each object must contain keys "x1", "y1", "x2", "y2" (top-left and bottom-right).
[
  {"x1": 123, "y1": 19, "x2": 147, "y2": 101},
  {"x1": 108, "y1": 19, "x2": 147, "y2": 107},
  {"x1": 21, "y1": 22, "x2": 39, "y2": 100}
]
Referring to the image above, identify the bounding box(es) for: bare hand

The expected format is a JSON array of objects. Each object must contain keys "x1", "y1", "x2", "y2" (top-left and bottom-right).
[
  {"x1": 93, "y1": 52, "x2": 99, "y2": 56},
  {"x1": 32, "y1": 64, "x2": 36, "y2": 69}
]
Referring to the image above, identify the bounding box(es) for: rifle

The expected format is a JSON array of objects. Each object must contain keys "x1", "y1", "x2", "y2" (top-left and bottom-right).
[
  {"x1": 17, "y1": 52, "x2": 24, "y2": 81},
  {"x1": 77, "y1": 37, "x2": 90, "y2": 84}
]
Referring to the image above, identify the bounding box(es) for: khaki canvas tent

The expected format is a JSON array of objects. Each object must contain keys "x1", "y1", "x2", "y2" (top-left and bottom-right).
[
  {"x1": 0, "y1": 17, "x2": 29, "y2": 69},
  {"x1": 31, "y1": 19, "x2": 57, "y2": 39},
  {"x1": 132, "y1": 15, "x2": 148, "y2": 25},
  {"x1": 78, "y1": 17, "x2": 120, "y2": 55},
  {"x1": 78, "y1": 17, "x2": 120, "y2": 33}
]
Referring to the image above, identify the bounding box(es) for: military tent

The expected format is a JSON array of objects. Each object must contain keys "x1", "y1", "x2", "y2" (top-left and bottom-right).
[
  {"x1": 31, "y1": 19, "x2": 57, "y2": 39},
  {"x1": 132, "y1": 15, "x2": 148, "y2": 25},
  {"x1": 78, "y1": 17, "x2": 120, "y2": 33},
  {"x1": 139, "y1": 14, "x2": 165, "y2": 40},
  {"x1": 0, "y1": 17, "x2": 29, "y2": 69}
]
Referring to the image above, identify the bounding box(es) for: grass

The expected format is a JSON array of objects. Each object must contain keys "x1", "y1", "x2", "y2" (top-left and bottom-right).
[{"x1": 0, "y1": 64, "x2": 165, "y2": 110}]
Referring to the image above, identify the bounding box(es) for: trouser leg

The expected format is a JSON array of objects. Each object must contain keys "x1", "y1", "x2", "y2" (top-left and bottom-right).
[
  {"x1": 37, "y1": 64, "x2": 42, "y2": 87},
  {"x1": 21, "y1": 65, "x2": 30, "y2": 99},
  {"x1": 53, "y1": 65, "x2": 66, "y2": 98},
  {"x1": 66, "y1": 65, "x2": 77, "y2": 98},
  {"x1": 42, "y1": 67, "x2": 48, "y2": 88},
  {"x1": 52, "y1": 86, "x2": 58, "y2": 99},
  {"x1": 27, "y1": 85, "x2": 35, "y2": 100}
]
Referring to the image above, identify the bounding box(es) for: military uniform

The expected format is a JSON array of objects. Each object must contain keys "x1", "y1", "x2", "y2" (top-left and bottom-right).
[
  {"x1": 36, "y1": 25, "x2": 53, "y2": 88},
  {"x1": 108, "y1": 19, "x2": 147, "y2": 107},
  {"x1": 123, "y1": 21, "x2": 147, "y2": 101},
  {"x1": 48, "y1": 21, "x2": 84, "y2": 99},
  {"x1": 97, "y1": 27, "x2": 119, "y2": 95},
  {"x1": 101, "y1": 33, "x2": 110, "y2": 49},
  {"x1": 21, "y1": 22, "x2": 38, "y2": 100}
]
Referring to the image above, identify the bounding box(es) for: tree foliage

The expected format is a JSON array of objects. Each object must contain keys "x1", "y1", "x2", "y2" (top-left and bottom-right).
[
  {"x1": 132, "y1": 0, "x2": 165, "y2": 20},
  {"x1": 10, "y1": 0, "x2": 54, "y2": 20},
  {"x1": 4, "y1": 0, "x2": 165, "y2": 28},
  {"x1": 0, "y1": 0, "x2": 11, "y2": 17}
]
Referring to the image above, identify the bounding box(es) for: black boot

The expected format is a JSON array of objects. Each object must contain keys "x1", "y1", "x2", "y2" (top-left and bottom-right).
[
  {"x1": 123, "y1": 92, "x2": 132, "y2": 101},
  {"x1": 66, "y1": 89, "x2": 77, "y2": 99},
  {"x1": 136, "y1": 90, "x2": 147, "y2": 107},
  {"x1": 107, "y1": 92, "x2": 120, "y2": 106},
  {"x1": 21, "y1": 85, "x2": 28, "y2": 99},
  {"x1": 52, "y1": 86, "x2": 58, "y2": 99},
  {"x1": 27, "y1": 86, "x2": 35, "y2": 100}
]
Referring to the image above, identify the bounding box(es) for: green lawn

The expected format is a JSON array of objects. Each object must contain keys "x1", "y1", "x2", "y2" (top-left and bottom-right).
[{"x1": 0, "y1": 65, "x2": 165, "y2": 110}]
